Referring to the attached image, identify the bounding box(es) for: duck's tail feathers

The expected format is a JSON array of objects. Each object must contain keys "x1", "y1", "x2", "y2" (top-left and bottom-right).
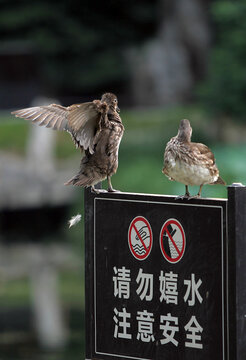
[
  {"x1": 64, "y1": 174, "x2": 93, "y2": 187},
  {"x1": 213, "y1": 176, "x2": 226, "y2": 185}
]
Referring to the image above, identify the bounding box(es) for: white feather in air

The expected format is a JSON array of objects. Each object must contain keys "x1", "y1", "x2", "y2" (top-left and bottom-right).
[{"x1": 68, "y1": 214, "x2": 82, "y2": 228}]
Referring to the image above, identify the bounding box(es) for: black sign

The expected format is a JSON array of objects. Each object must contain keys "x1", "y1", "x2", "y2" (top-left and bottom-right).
[{"x1": 85, "y1": 192, "x2": 228, "y2": 360}]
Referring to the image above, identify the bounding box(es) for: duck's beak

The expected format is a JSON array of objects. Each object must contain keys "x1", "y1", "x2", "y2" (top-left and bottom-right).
[{"x1": 116, "y1": 106, "x2": 120, "y2": 113}]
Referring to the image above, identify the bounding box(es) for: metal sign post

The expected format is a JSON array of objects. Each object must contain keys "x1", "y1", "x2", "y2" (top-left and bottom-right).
[
  {"x1": 84, "y1": 185, "x2": 246, "y2": 360},
  {"x1": 227, "y1": 184, "x2": 246, "y2": 359}
]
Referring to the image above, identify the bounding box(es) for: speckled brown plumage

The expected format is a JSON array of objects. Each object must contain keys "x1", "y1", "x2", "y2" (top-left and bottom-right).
[
  {"x1": 12, "y1": 93, "x2": 124, "y2": 192},
  {"x1": 163, "y1": 119, "x2": 225, "y2": 198}
]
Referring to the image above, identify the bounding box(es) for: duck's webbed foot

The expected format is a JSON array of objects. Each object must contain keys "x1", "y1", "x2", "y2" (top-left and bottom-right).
[
  {"x1": 188, "y1": 185, "x2": 203, "y2": 199},
  {"x1": 108, "y1": 188, "x2": 118, "y2": 193},
  {"x1": 107, "y1": 176, "x2": 120, "y2": 193},
  {"x1": 91, "y1": 186, "x2": 100, "y2": 194},
  {"x1": 175, "y1": 193, "x2": 191, "y2": 200},
  {"x1": 91, "y1": 186, "x2": 107, "y2": 194},
  {"x1": 175, "y1": 185, "x2": 191, "y2": 200},
  {"x1": 189, "y1": 185, "x2": 203, "y2": 199},
  {"x1": 175, "y1": 185, "x2": 203, "y2": 200},
  {"x1": 189, "y1": 194, "x2": 201, "y2": 199}
]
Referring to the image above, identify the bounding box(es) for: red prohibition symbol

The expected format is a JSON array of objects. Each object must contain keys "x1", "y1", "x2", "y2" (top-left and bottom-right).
[
  {"x1": 160, "y1": 218, "x2": 186, "y2": 263},
  {"x1": 128, "y1": 216, "x2": 153, "y2": 260}
]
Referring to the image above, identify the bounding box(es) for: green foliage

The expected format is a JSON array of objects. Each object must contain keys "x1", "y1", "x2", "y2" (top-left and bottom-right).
[
  {"x1": 0, "y1": 120, "x2": 29, "y2": 154},
  {"x1": 0, "y1": 116, "x2": 77, "y2": 158},
  {"x1": 0, "y1": 278, "x2": 30, "y2": 307},
  {"x1": 199, "y1": 0, "x2": 246, "y2": 120},
  {"x1": 0, "y1": 0, "x2": 157, "y2": 94}
]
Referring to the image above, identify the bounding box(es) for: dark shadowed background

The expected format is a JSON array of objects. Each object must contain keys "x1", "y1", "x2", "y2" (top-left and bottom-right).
[{"x1": 0, "y1": 0, "x2": 246, "y2": 359}]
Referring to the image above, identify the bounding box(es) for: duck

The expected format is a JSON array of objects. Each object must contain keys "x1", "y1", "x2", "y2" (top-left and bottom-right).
[
  {"x1": 162, "y1": 119, "x2": 225, "y2": 198},
  {"x1": 12, "y1": 93, "x2": 124, "y2": 193}
]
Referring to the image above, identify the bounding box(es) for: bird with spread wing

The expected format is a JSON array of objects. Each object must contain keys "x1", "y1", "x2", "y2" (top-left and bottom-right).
[{"x1": 12, "y1": 93, "x2": 124, "y2": 193}]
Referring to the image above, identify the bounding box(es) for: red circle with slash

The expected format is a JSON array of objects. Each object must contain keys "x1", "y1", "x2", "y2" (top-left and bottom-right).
[
  {"x1": 128, "y1": 216, "x2": 153, "y2": 260},
  {"x1": 160, "y1": 218, "x2": 186, "y2": 263}
]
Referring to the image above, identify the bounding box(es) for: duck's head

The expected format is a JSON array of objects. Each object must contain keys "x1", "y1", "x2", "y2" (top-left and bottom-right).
[
  {"x1": 101, "y1": 93, "x2": 120, "y2": 113},
  {"x1": 177, "y1": 119, "x2": 192, "y2": 142}
]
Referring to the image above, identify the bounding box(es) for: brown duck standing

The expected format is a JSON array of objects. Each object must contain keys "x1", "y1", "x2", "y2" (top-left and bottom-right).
[
  {"x1": 12, "y1": 93, "x2": 124, "y2": 193},
  {"x1": 162, "y1": 119, "x2": 226, "y2": 198}
]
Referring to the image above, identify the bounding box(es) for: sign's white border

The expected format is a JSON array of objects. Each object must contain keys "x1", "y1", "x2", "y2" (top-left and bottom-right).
[{"x1": 93, "y1": 197, "x2": 227, "y2": 360}]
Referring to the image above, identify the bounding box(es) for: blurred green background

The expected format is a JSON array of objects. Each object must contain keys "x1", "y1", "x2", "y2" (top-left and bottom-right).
[{"x1": 0, "y1": 0, "x2": 246, "y2": 359}]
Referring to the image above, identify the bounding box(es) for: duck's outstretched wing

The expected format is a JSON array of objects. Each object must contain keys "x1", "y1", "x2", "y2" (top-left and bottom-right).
[
  {"x1": 12, "y1": 100, "x2": 106, "y2": 154},
  {"x1": 12, "y1": 103, "x2": 68, "y2": 130}
]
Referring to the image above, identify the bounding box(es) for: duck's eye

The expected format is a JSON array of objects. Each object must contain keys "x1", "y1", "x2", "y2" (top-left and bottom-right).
[{"x1": 114, "y1": 99, "x2": 117, "y2": 103}]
